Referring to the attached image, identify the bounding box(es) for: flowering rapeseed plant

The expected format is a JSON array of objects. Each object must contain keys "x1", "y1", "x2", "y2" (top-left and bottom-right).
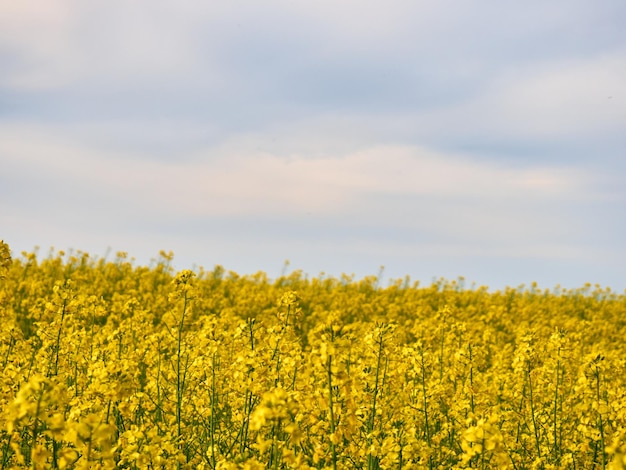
[
  {"x1": 0, "y1": 241, "x2": 10, "y2": 280},
  {"x1": 1, "y1": 242, "x2": 626, "y2": 468}
]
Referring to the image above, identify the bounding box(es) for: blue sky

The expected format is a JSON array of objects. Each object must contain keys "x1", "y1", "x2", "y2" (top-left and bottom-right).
[{"x1": 1, "y1": 0, "x2": 625, "y2": 290}]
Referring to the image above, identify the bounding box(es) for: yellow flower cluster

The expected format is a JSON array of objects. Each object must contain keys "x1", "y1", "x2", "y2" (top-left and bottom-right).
[
  {"x1": 0, "y1": 240, "x2": 11, "y2": 280},
  {"x1": 1, "y1": 244, "x2": 626, "y2": 469}
]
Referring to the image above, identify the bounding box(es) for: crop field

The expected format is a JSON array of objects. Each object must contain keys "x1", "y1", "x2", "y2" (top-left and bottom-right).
[{"x1": 0, "y1": 241, "x2": 625, "y2": 469}]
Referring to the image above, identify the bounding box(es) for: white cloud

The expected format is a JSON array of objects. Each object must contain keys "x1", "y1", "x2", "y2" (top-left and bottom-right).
[
  {"x1": 1, "y1": 0, "x2": 624, "y2": 289},
  {"x1": 0, "y1": 0, "x2": 80, "y2": 89},
  {"x1": 429, "y1": 52, "x2": 626, "y2": 140},
  {"x1": 1, "y1": 124, "x2": 593, "y2": 214},
  {"x1": 1, "y1": 123, "x2": 604, "y2": 261},
  {"x1": 0, "y1": 0, "x2": 210, "y2": 90}
]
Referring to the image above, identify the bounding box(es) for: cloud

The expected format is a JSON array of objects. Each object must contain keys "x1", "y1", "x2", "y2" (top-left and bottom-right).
[
  {"x1": 1, "y1": 123, "x2": 604, "y2": 258},
  {"x1": 2, "y1": 0, "x2": 624, "y2": 150},
  {"x1": 1, "y1": 124, "x2": 594, "y2": 211},
  {"x1": 0, "y1": 0, "x2": 212, "y2": 91},
  {"x1": 1, "y1": 0, "x2": 625, "y2": 288},
  {"x1": 460, "y1": 53, "x2": 626, "y2": 139}
]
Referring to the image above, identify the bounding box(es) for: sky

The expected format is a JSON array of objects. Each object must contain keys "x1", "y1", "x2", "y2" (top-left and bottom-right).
[{"x1": 1, "y1": 0, "x2": 625, "y2": 291}]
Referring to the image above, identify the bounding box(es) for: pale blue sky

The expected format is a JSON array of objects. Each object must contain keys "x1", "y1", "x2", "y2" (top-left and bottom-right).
[{"x1": 1, "y1": 0, "x2": 625, "y2": 290}]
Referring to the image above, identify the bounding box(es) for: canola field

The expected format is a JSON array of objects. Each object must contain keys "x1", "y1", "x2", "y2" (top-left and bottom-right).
[{"x1": 1, "y1": 240, "x2": 626, "y2": 469}]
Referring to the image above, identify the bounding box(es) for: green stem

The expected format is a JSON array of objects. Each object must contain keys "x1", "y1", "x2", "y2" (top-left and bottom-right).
[
  {"x1": 327, "y1": 354, "x2": 338, "y2": 470},
  {"x1": 527, "y1": 361, "x2": 541, "y2": 459},
  {"x1": 30, "y1": 383, "x2": 46, "y2": 469},
  {"x1": 552, "y1": 357, "x2": 561, "y2": 463},
  {"x1": 176, "y1": 291, "x2": 189, "y2": 468},
  {"x1": 51, "y1": 298, "x2": 68, "y2": 377},
  {"x1": 367, "y1": 333, "x2": 384, "y2": 470},
  {"x1": 469, "y1": 344, "x2": 475, "y2": 416},
  {"x1": 596, "y1": 369, "x2": 606, "y2": 470},
  {"x1": 209, "y1": 353, "x2": 217, "y2": 469},
  {"x1": 439, "y1": 329, "x2": 445, "y2": 382},
  {"x1": 420, "y1": 351, "x2": 431, "y2": 448}
]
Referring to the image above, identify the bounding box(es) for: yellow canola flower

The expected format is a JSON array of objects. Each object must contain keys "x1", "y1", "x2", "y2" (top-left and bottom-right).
[
  {"x1": 2, "y1": 248, "x2": 626, "y2": 469},
  {"x1": 0, "y1": 240, "x2": 11, "y2": 279},
  {"x1": 279, "y1": 290, "x2": 299, "y2": 306}
]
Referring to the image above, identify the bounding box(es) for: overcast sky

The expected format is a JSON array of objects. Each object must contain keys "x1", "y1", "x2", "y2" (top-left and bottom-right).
[{"x1": 1, "y1": 0, "x2": 625, "y2": 291}]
